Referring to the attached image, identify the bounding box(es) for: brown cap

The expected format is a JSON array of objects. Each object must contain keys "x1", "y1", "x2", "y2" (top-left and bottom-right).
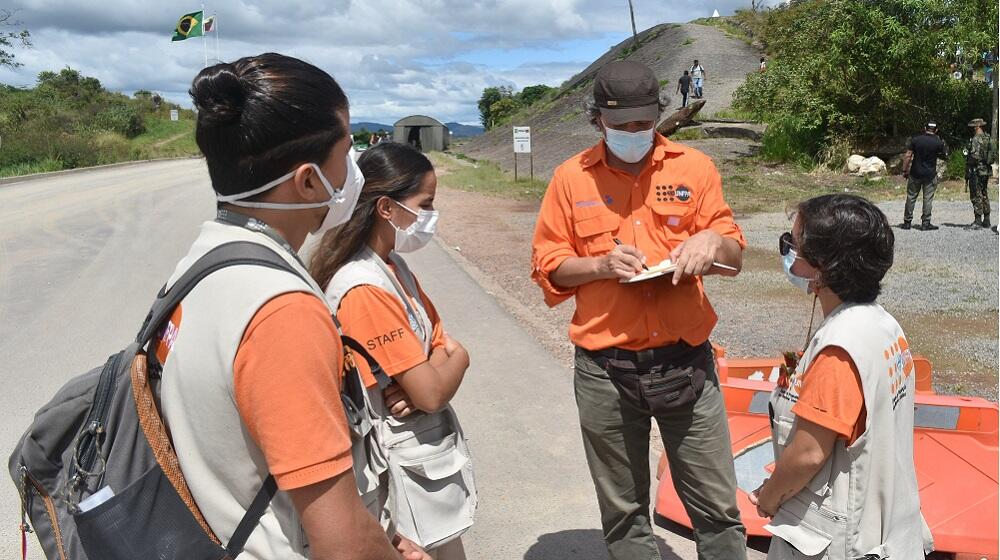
[
  {"x1": 968, "y1": 118, "x2": 987, "y2": 127},
  {"x1": 593, "y1": 61, "x2": 660, "y2": 125}
]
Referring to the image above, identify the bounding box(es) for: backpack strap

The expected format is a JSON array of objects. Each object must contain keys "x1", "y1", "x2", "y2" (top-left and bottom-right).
[
  {"x1": 136, "y1": 241, "x2": 310, "y2": 345},
  {"x1": 225, "y1": 475, "x2": 278, "y2": 557},
  {"x1": 134, "y1": 241, "x2": 309, "y2": 557}
]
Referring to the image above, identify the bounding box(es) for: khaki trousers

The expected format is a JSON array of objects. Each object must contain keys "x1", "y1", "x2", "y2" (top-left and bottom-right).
[{"x1": 574, "y1": 347, "x2": 747, "y2": 560}]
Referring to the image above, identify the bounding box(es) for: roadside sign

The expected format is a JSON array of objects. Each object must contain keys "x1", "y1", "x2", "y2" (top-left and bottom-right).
[
  {"x1": 513, "y1": 126, "x2": 531, "y2": 153},
  {"x1": 170, "y1": 109, "x2": 179, "y2": 122}
]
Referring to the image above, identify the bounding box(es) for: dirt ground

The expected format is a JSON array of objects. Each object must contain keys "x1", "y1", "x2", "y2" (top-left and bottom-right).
[{"x1": 431, "y1": 161, "x2": 998, "y2": 400}]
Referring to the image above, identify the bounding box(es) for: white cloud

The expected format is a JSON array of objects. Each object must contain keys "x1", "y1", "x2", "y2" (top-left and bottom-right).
[{"x1": 0, "y1": 0, "x2": 760, "y2": 123}]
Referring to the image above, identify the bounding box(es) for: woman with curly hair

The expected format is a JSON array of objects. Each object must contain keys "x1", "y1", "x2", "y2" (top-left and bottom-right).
[{"x1": 750, "y1": 194, "x2": 934, "y2": 560}]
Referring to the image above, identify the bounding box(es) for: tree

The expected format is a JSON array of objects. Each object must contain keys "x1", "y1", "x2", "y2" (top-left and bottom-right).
[
  {"x1": 517, "y1": 84, "x2": 554, "y2": 106},
  {"x1": 0, "y1": 9, "x2": 31, "y2": 69},
  {"x1": 478, "y1": 85, "x2": 514, "y2": 129},
  {"x1": 732, "y1": 0, "x2": 996, "y2": 156},
  {"x1": 487, "y1": 97, "x2": 519, "y2": 128},
  {"x1": 37, "y1": 67, "x2": 105, "y2": 104}
]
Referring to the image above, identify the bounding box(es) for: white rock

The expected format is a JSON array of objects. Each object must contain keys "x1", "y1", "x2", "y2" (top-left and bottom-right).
[
  {"x1": 846, "y1": 154, "x2": 866, "y2": 173},
  {"x1": 857, "y1": 156, "x2": 887, "y2": 176}
]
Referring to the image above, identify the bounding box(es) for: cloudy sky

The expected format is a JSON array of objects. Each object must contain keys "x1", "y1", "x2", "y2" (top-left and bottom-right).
[{"x1": 1, "y1": 0, "x2": 762, "y2": 124}]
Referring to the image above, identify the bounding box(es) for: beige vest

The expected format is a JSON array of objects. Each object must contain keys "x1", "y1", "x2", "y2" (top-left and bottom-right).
[
  {"x1": 159, "y1": 221, "x2": 332, "y2": 559},
  {"x1": 325, "y1": 248, "x2": 477, "y2": 549},
  {"x1": 766, "y1": 303, "x2": 933, "y2": 560}
]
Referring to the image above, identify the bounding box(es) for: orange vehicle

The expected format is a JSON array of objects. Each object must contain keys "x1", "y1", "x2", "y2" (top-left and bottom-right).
[{"x1": 654, "y1": 351, "x2": 1000, "y2": 560}]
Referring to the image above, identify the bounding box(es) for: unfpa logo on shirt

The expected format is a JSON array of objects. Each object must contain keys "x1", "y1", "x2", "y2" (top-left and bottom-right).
[{"x1": 883, "y1": 336, "x2": 914, "y2": 408}]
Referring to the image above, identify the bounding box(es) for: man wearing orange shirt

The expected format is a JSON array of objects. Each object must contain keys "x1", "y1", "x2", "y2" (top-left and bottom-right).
[{"x1": 531, "y1": 61, "x2": 747, "y2": 559}]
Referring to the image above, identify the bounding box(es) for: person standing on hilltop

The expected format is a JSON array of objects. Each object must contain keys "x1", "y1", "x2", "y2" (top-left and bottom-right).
[
  {"x1": 531, "y1": 60, "x2": 747, "y2": 560},
  {"x1": 690, "y1": 59, "x2": 706, "y2": 98},
  {"x1": 676, "y1": 69, "x2": 692, "y2": 108},
  {"x1": 966, "y1": 118, "x2": 995, "y2": 229},
  {"x1": 900, "y1": 121, "x2": 948, "y2": 231}
]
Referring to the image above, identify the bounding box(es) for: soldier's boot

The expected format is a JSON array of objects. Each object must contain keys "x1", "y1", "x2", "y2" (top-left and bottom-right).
[
  {"x1": 983, "y1": 214, "x2": 991, "y2": 229},
  {"x1": 972, "y1": 214, "x2": 983, "y2": 228}
]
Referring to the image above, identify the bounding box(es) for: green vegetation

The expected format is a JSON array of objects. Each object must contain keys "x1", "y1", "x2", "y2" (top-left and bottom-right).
[
  {"x1": 682, "y1": 38, "x2": 696, "y2": 46},
  {"x1": 691, "y1": 16, "x2": 752, "y2": 44},
  {"x1": 617, "y1": 27, "x2": 665, "y2": 60},
  {"x1": 352, "y1": 126, "x2": 390, "y2": 150},
  {"x1": 945, "y1": 150, "x2": 966, "y2": 180},
  {"x1": 0, "y1": 67, "x2": 199, "y2": 178},
  {"x1": 477, "y1": 84, "x2": 557, "y2": 130},
  {"x1": 669, "y1": 128, "x2": 706, "y2": 141},
  {"x1": 710, "y1": 107, "x2": 757, "y2": 121},
  {"x1": 731, "y1": 0, "x2": 997, "y2": 166},
  {"x1": 428, "y1": 152, "x2": 548, "y2": 200}
]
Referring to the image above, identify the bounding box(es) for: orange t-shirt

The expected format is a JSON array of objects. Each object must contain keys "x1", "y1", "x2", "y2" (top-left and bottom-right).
[
  {"x1": 157, "y1": 292, "x2": 353, "y2": 491},
  {"x1": 531, "y1": 133, "x2": 747, "y2": 351},
  {"x1": 336, "y1": 268, "x2": 445, "y2": 388},
  {"x1": 792, "y1": 346, "x2": 867, "y2": 445}
]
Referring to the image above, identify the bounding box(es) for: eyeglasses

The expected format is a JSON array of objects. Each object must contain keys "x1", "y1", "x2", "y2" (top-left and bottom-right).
[{"x1": 779, "y1": 232, "x2": 797, "y2": 256}]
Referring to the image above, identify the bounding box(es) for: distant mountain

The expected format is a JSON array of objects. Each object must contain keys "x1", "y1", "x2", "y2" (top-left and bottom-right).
[
  {"x1": 352, "y1": 120, "x2": 484, "y2": 138},
  {"x1": 446, "y1": 122, "x2": 485, "y2": 138},
  {"x1": 351, "y1": 122, "x2": 393, "y2": 134}
]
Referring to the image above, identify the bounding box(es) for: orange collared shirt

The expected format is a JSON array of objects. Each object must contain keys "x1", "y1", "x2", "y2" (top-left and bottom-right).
[{"x1": 531, "y1": 133, "x2": 746, "y2": 351}]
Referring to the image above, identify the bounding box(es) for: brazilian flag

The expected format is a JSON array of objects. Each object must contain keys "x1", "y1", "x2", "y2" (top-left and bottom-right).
[{"x1": 172, "y1": 11, "x2": 204, "y2": 42}]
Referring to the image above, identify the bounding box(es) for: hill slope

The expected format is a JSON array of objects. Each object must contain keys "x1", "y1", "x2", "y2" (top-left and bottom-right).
[{"x1": 458, "y1": 23, "x2": 760, "y2": 180}]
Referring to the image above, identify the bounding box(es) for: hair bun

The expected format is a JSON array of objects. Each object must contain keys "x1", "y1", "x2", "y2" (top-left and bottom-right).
[{"x1": 189, "y1": 63, "x2": 246, "y2": 125}]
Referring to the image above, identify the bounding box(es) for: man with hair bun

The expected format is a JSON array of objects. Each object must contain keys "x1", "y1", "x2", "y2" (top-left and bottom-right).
[{"x1": 156, "y1": 53, "x2": 427, "y2": 559}]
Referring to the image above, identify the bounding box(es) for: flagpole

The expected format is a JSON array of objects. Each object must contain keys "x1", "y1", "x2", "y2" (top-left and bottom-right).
[
  {"x1": 215, "y1": 13, "x2": 220, "y2": 63},
  {"x1": 202, "y1": 3, "x2": 208, "y2": 67}
]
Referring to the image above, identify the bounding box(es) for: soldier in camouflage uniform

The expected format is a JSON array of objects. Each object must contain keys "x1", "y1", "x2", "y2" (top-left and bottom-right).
[{"x1": 966, "y1": 118, "x2": 995, "y2": 228}]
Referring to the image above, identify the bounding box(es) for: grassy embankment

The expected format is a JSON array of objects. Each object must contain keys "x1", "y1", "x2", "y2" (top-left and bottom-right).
[
  {"x1": 0, "y1": 68, "x2": 201, "y2": 179},
  {"x1": 430, "y1": 150, "x2": 997, "y2": 216},
  {"x1": 0, "y1": 114, "x2": 198, "y2": 178},
  {"x1": 427, "y1": 151, "x2": 549, "y2": 200}
]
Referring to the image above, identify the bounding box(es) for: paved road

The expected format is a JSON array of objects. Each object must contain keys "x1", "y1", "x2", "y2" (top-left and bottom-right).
[{"x1": 0, "y1": 160, "x2": 764, "y2": 559}]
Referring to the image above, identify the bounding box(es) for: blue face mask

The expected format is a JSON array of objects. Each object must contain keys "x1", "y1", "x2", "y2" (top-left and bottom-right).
[
  {"x1": 603, "y1": 126, "x2": 654, "y2": 163},
  {"x1": 782, "y1": 249, "x2": 814, "y2": 293}
]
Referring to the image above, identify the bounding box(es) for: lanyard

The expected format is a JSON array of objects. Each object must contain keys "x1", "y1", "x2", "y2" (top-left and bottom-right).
[{"x1": 215, "y1": 208, "x2": 305, "y2": 268}]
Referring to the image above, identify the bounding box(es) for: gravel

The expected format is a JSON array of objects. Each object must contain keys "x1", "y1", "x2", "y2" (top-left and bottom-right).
[
  {"x1": 435, "y1": 175, "x2": 999, "y2": 400},
  {"x1": 708, "y1": 199, "x2": 999, "y2": 399}
]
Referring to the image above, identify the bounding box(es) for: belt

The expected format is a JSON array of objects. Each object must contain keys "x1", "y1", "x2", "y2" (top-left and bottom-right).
[{"x1": 585, "y1": 341, "x2": 706, "y2": 365}]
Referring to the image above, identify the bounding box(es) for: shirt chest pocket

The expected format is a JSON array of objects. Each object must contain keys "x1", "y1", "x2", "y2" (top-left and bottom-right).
[
  {"x1": 651, "y1": 202, "x2": 696, "y2": 236},
  {"x1": 573, "y1": 211, "x2": 619, "y2": 257}
]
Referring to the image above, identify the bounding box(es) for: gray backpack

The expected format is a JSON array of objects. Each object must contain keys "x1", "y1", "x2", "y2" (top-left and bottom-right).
[{"x1": 8, "y1": 241, "x2": 315, "y2": 560}]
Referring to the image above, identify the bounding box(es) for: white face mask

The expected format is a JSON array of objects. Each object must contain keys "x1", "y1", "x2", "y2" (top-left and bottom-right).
[
  {"x1": 216, "y1": 153, "x2": 365, "y2": 235},
  {"x1": 603, "y1": 125, "x2": 655, "y2": 163},
  {"x1": 389, "y1": 200, "x2": 438, "y2": 253},
  {"x1": 782, "y1": 249, "x2": 815, "y2": 294}
]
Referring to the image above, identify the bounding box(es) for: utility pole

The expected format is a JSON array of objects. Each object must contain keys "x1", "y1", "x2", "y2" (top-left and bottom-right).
[{"x1": 628, "y1": 0, "x2": 638, "y2": 46}]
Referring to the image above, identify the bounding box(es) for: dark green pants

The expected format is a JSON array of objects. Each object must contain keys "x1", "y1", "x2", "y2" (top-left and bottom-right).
[
  {"x1": 904, "y1": 176, "x2": 937, "y2": 225},
  {"x1": 574, "y1": 347, "x2": 747, "y2": 560}
]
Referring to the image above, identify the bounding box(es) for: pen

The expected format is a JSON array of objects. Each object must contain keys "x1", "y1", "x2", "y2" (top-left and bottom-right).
[
  {"x1": 612, "y1": 238, "x2": 649, "y2": 270},
  {"x1": 711, "y1": 262, "x2": 738, "y2": 272}
]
